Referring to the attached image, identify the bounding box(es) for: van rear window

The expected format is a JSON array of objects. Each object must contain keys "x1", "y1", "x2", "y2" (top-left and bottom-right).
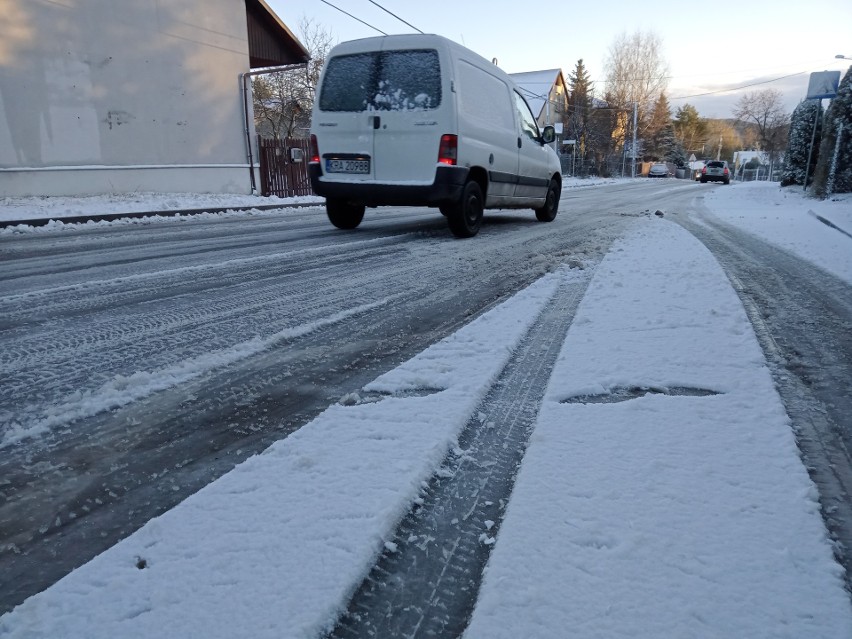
[{"x1": 319, "y1": 49, "x2": 441, "y2": 112}]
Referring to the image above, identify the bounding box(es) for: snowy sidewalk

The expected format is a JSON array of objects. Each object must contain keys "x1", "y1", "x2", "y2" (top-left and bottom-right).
[
  {"x1": 465, "y1": 219, "x2": 852, "y2": 637},
  {"x1": 0, "y1": 192, "x2": 324, "y2": 226},
  {"x1": 2, "y1": 217, "x2": 851, "y2": 638}
]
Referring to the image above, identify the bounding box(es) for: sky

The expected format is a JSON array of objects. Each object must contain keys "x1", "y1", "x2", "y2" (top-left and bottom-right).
[
  {"x1": 1, "y1": 182, "x2": 851, "y2": 636},
  {"x1": 267, "y1": 0, "x2": 852, "y2": 118}
]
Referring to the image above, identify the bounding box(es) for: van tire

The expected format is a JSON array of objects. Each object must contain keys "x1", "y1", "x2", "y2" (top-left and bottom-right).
[
  {"x1": 326, "y1": 199, "x2": 365, "y2": 229},
  {"x1": 446, "y1": 181, "x2": 483, "y2": 238},
  {"x1": 534, "y1": 179, "x2": 560, "y2": 222}
]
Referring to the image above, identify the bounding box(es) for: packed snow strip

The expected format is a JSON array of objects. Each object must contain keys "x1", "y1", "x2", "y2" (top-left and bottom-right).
[
  {"x1": 465, "y1": 219, "x2": 852, "y2": 638},
  {"x1": 703, "y1": 181, "x2": 852, "y2": 285},
  {"x1": 0, "y1": 270, "x2": 571, "y2": 638},
  {"x1": 1, "y1": 295, "x2": 401, "y2": 449}
]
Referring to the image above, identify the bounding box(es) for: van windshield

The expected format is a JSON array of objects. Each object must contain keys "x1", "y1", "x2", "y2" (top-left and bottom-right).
[{"x1": 319, "y1": 49, "x2": 442, "y2": 112}]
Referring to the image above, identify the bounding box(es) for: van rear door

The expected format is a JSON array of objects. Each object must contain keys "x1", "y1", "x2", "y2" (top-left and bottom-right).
[
  {"x1": 369, "y1": 47, "x2": 446, "y2": 184},
  {"x1": 315, "y1": 47, "x2": 447, "y2": 185},
  {"x1": 315, "y1": 52, "x2": 377, "y2": 182}
]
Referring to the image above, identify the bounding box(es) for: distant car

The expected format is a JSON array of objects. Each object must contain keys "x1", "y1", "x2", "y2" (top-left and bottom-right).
[
  {"x1": 693, "y1": 163, "x2": 705, "y2": 180},
  {"x1": 648, "y1": 163, "x2": 669, "y2": 178},
  {"x1": 700, "y1": 160, "x2": 731, "y2": 184}
]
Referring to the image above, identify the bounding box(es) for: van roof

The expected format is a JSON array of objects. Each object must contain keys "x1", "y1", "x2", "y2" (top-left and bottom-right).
[{"x1": 327, "y1": 34, "x2": 508, "y2": 85}]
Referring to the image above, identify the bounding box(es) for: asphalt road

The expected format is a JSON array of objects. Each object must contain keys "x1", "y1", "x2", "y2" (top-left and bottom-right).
[{"x1": 1, "y1": 180, "x2": 850, "y2": 620}]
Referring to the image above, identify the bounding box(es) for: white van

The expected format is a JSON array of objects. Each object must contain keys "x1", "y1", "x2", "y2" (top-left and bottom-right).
[{"x1": 308, "y1": 34, "x2": 562, "y2": 238}]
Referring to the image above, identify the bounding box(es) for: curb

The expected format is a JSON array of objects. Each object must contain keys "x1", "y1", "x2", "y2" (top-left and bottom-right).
[{"x1": 0, "y1": 201, "x2": 324, "y2": 229}]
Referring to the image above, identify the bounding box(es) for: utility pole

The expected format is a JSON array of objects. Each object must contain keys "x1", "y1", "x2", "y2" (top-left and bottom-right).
[{"x1": 631, "y1": 101, "x2": 638, "y2": 178}]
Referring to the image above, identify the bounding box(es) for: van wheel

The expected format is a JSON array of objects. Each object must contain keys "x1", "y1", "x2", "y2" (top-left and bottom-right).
[
  {"x1": 535, "y1": 179, "x2": 560, "y2": 222},
  {"x1": 447, "y1": 181, "x2": 483, "y2": 238},
  {"x1": 326, "y1": 198, "x2": 365, "y2": 229}
]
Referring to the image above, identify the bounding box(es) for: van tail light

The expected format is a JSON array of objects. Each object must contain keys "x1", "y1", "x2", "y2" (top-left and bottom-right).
[
  {"x1": 702, "y1": 166, "x2": 707, "y2": 174},
  {"x1": 723, "y1": 167, "x2": 729, "y2": 175},
  {"x1": 438, "y1": 134, "x2": 458, "y2": 165},
  {"x1": 309, "y1": 134, "x2": 320, "y2": 164}
]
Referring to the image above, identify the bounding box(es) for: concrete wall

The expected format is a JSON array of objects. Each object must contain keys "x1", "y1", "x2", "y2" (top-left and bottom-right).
[{"x1": 0, "y1": 0, "x2": 257, "y2": 196}]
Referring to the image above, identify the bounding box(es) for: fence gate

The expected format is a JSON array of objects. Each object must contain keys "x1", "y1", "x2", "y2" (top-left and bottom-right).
[{"x1": 258, "y1": 137, "x2": 313, "y2": 198}]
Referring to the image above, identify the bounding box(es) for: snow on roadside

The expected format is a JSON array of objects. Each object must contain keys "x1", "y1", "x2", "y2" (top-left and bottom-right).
[
  {"x1": 703, "y1": 181, "x2": 852, "y2": 285},
  {"x1": 465, "y1": 218, "x2": 852, "y2": 638},
  {"x1": 0, "y1": 192, "x2": 323, "y2": 223},
  {"x1": 0, "y1": 269, "x2": 573, "y2": 639},
  {"x1": 0, "y1": 178, "x2": 610, "y2": 226}
]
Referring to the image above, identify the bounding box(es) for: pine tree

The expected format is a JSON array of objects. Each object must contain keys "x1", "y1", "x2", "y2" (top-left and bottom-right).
[
  {"x1": 645, "y1": 93, "x2": 672, "y2": 159},
  {"x1": 813, "y1": 66, "x2": 852, "y2": 196},
  {"x1": 661, "y1": 124, "x2": 687, "y2": 166},
  {"x1": 780, "y1": 100, "x2": 821, "y2": 187},
  {"x1": 567, "y1": 59, "x2": 593, "y2": 165},
  {"x1": 673, "y1": 104, "x2": 709, "y2": 159}
]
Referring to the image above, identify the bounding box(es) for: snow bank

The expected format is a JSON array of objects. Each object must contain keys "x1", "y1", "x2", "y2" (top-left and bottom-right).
[{"x1": 703, "y1": 181, "x2": 852, "y2": 285}]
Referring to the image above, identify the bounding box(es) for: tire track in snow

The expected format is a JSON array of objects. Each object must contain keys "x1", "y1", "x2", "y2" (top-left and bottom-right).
[{"x1": 328, "y1": 269, "x2": 593, "y2": 638}]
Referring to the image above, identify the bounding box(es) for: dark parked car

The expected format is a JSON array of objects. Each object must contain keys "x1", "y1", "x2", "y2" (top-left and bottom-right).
[{"x1": 700, "y1": 161, "x2": 731, "y2": 184}]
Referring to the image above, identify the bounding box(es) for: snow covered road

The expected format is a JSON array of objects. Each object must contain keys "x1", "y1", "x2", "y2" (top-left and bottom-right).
[
  {"x1": 3, "y1": 212, "x2": 851, "y2": 638},
  {"x1": 2, "y1": 180, "x2": 851, "y2": 636},
  {"x1": 0, "y1": 189, "x2": 632, "y2": 613}
]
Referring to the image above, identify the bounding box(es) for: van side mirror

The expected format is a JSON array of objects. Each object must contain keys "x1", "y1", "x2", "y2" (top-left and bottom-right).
[{"x1": 541, "y1": 125, "x2": 556, "y2": 144}]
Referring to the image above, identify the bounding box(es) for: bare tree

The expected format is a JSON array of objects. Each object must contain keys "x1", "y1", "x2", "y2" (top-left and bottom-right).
[
  {"x1": 603, "y1": 30, "x2": 670, "y2": 121},
  {"x1": 733, "y1": 89, "x2": 790, "y2": 164},
  {"x1": 252, "y1": 17, "x2": 334, "y2": 139}
]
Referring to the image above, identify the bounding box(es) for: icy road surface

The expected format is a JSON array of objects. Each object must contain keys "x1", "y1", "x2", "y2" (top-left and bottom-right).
[
  {"x1": 1, "y1": 180, "x2": 851, "y2": 636},
  {"x1": 1, "y1": 183, "x2": 639, "y2": 611}
]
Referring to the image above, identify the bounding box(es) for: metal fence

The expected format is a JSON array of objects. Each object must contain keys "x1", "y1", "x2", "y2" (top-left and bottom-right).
[{"x1": 737, "y1": 167, "x2": 780, "y2": 182}]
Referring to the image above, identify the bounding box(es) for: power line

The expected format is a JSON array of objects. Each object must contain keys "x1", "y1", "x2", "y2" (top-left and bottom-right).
[
  {"x1": 537, "y1": 69, "x2": 809, "y2": 110},
  {"x1": 669, "y1": 71, "x2": 806, "y2": 101},
  {"x1": 318, "y1": 0, "x2": 387, "y2": 35},
  {"x1": 366, "y1": 0, "x2": 424, "y2": 33}
]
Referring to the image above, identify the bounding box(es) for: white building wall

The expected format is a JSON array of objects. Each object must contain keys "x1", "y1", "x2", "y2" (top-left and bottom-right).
[{"x1": 0, "y1": 0, "x2": 256, "y2": 196}]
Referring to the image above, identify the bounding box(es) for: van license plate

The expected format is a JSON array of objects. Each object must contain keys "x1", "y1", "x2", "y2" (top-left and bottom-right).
[{"x1": 326, "y1": 159, "x2": 370, "y2": 174}]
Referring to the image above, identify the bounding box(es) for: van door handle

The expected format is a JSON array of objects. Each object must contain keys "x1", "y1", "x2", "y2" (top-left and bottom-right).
[
  {"x1": 517, "y1": 137, "x2": 522, "y2": 149},
  {"x1": 373, "y1": 116, "x2": 381, "y2": 130}
]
